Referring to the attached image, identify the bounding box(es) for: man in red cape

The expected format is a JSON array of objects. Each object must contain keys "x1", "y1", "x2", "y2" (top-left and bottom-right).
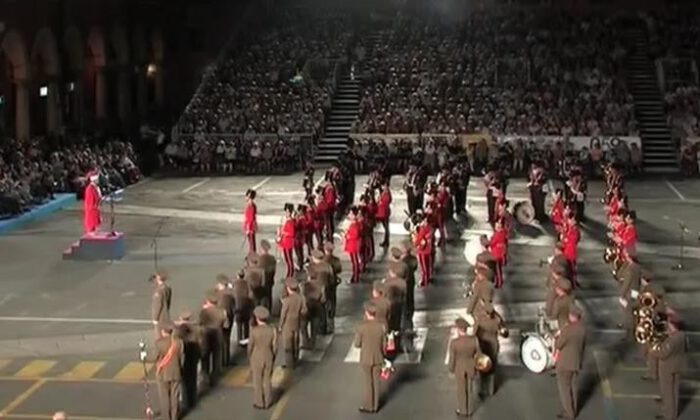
[{"x1": 83, "y1": 170, "x2": 102, "y2": 235}]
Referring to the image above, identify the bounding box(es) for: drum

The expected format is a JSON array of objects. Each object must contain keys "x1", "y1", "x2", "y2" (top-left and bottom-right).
[
  {"x1": 520, "y1": 333, "x2": 555, "y2": 373},
  {"x1": 463, "y1": 237, "x2": 483, "y2": 266},
  {"x1": 514, "y1": 201, "x2": 535, "y2": 225}
]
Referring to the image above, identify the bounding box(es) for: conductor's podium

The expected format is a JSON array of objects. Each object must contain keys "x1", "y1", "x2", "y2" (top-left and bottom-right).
[{"x1": 62, "y1": 231, "x2": 126, "y2": 261}]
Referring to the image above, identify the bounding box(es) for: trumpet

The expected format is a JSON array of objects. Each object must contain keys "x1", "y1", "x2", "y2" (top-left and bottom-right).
[{"x1": 475, "y1": 353, "x2": 493, "y2": 373}]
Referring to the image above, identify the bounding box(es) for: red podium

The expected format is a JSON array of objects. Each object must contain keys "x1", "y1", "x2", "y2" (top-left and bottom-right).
[{"x1": 63, "y1": 231, "x2": 126, "y2": 261}]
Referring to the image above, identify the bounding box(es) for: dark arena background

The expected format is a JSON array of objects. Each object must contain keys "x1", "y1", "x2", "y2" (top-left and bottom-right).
[{"x1": 0, "y1": 0, "x2": 699, "y2": 419}]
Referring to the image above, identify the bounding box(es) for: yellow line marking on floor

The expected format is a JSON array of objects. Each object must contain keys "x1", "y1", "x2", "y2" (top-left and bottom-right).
[
  {"x1": 271, "y1": 366, "x2": 288, "y2": 388},
  {"x1": 14, "y1": 360, "x2": 57, "y2": 378},
  {"x1": 222, "y1": 366, "x2": 250, "y2": 387},
  {"x1": 270, "y1": 368, "x2": 295, "y2": 420},
  {"x1": 8, "y1": 414, "x2": 142, "y2": 420},
  {"x1": 612, "y1": 393, "x2": 699, "y2": 400},
  {"x1": 0, "y1": 379, "x2": 47, "y2": 416},
  {"x1": 60, "y1": 361, "x2": 106, "y2": 379},
  {"x1": 113, "y1": 362, "x2": 152, "y2": 381}
]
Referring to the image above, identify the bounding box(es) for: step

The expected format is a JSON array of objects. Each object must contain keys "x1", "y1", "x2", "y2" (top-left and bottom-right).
[
  {"x1": 644, "y1": 150, "x2": 676, "y2": 157},
  {"x1": 318, "y1": 145, "x2": 348, "y2": 152}
]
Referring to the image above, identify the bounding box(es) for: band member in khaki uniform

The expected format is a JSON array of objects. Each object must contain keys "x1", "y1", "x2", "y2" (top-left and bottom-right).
[
  {"x1": 154, "y1": 324, "x2": 183, "y2": 420},
  {"x1": 258, "y1": 240, "x2": 277, "y2": 310},
  {"x1": 549, "y1": 278, "x2": 574, "y2": 328},
  {"x1": 151, "y1": 272, "x2": 172, "y2": 338},
  {"x1": 546, "y1": 264, "x2": 570, "y2": 316},
  {"x1": 248, "y1": 306, "x2": 277, "y2": 410},
  {"x1": 386, "y1": 250, "x2": 408, "y2": 333},
  {"x1": 466, "y1": 266, "x2": 494, "y2": 323},
  {"x1": 174, "y1": 311, "x2": 201, "y2": 411},
  {"x1": 617, "y1": 247, "x2": 641, "y2": 332},
  {"x1": 401, "y1": 239, "x2": 418, "y2": 331},
  {"x1": 279, "y1": 277, "x2": 307, "y2": 369},
  {"x1": 215, "y1": 275, "x2": 235, "y2": 366},
  {"x1": 354, "y1": 302, "x2": 386, "y2": 413},
  {"x1": 554, "y1": 307, "x2": 586, "y2": 419},
  {"x1": 301, "y1": 269, "x2": 324, "y2": 350},
  {"x1": 639, "y1": 280, "x2": 666, "y2": 382},
  {"x1": 371, "y1": 281, "x2": 392, "y2": 330},
  {"x1": 476, "y1": 235, "x2": 497, "y2": 282},
  {"x1": 475, "y1": 302, "x2": 505, "y2": 396},
  {"x1": 199, "y1": 290, "x2": 227, "y2": 386},
  {"x1": 232, "y1": 270, "x2": 253, "y2": 345},
  {"x1": 323, "y1": 241, "x2": 342, "y2": 332},
  {"x1": 651, "y1": 321, "x2": 687, "y2": 420},
  {"x1": 245, "y1": 253, "x2": 267, "y2": 308},
  {"x1": 448, "y1": 317, "x2": 480, "y2": 417},
  {"x1": 308, "y1": 249, "x2": 332, "y2": 333}
]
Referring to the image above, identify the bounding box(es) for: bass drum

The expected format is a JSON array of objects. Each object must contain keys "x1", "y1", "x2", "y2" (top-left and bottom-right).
[
  {"x1": 520, "y1": 333, "x2": 555, "y2": 373},
  {"x1": 463, "y1": 237, "x2": 483, "y2": 266}
]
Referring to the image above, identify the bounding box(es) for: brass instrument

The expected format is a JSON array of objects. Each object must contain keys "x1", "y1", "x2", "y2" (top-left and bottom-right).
[
  {"x1": 633, "y1": 291, "x2": 668, "y2": 346},
  {"x1": 475, "y1": 353, "x2": 493, "y2": 373}
]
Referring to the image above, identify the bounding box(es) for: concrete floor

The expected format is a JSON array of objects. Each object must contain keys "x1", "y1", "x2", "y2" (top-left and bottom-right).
[{"x1": 0, "y1": 174, "x2": 698, "y2": 419}]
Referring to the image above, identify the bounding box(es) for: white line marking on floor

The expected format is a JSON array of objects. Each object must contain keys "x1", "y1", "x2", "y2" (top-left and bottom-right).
[
  {"x1": 0, "y1": 316, "x2": 152, "y2": 325},
  {"x1": 664, "y1": 179, "x2": 686, "y2": 201},
  {"x1": 251, "y1": 177, "x2": 272, "y2": 191},
  {"x1": 0, "y1": 293, "x2": 16, "y2": 307},
  {"x1": 181, "y1": 178, "x2": 210, "y2": 194}
]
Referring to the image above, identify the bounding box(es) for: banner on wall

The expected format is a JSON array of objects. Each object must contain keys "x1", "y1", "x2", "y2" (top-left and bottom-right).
[{"x1": 496, "y1": 135, "x2": 642, "y2": 151}]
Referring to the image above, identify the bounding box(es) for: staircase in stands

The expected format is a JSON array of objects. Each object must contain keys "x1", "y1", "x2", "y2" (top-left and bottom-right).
[
  {"x1": 314, "y1": 76, "x2": 360, "y2": 165},
  {"x1": 625, "y1": 25, "x2": 678, "y2": 171},
  {"x1": 314, "y1": 32, "x2": 384, "y2": 165}
]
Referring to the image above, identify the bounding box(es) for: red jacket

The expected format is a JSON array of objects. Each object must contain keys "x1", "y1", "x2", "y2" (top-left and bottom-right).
[
  {"x1": 83, "y1": 183, "x2": 102, "y2": 233},
  {"x1": 243, "y1": 202, "x2": 257, "y2": 233},
  {"x1": 490, "y1": 229, "x2": 508, "y2": 261},
  {"x1": 563, "y1": 225, "x2": 580, "y2": 261},
  {"x1": 279, "y1": 219, "x2": 296, "y2": 250},
  {"x1": 376, "y1": 190, "x2": 392, "y2": 220},
  {"x1": 414, "y1": 224, "x2": 434, "y2": 256},
  {"x1": 344, "y1": 220, "x2": 361, "y2": 253},
  {"x1": 303, "y1": 209, "x2": 315, "y2": 236},
  {"x1": 621, "y1": 225, "x2": 638, "y2": 250},
  {"x1": 607, "y1": 197, "x2": 620, "y2": 219}
]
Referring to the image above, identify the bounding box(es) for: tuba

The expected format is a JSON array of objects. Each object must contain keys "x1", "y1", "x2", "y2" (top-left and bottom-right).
[
  {"x1": 633, "y1": 291, "x2": 667, "y2": 345},
  {"x1": 475, "y1": 353, "x2": 493, "y2": 373}
]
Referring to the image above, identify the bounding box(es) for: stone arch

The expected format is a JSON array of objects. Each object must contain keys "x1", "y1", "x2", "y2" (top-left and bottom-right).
[
  {"x1": 31, "y1": 27, "x2": 61, "y2": 77},
  {"x1": 110, "y1": 25, "x2": 131, "y2": 121},
  {"x1": 63, "y1": 26, "x2": 84, "y2": 72},
  {"x1": 1, "y1": 29, "x2": 29, "y2": 81},
  {"x1": 86, "y1": 27, "x2": 107, "y2": 119},
  {"x1": 86, "y1": 27, "x2": 107, "y2": 67},
  {"x1": 132, "y1": 25, "x2": 148, "y2": 64},
  {"x1": 110, "y1": 24, "x2": 130, "y2": 65},
  {"x1": 131, "y1": 26, "x2": 149, "y2": 116},
  {"x1": 149, "y1": 27, "x2": 164, "y2": 107},
  {"x1": 151, "y1": 27, "x2": 164, "y2": 63}
]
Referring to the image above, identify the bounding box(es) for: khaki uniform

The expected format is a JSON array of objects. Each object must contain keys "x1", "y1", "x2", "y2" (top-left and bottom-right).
[
  {"x1": 554, "y1": 321, "x2": 586, "y2": 419},
  {"x1": 475, "y1": 314, "x2": 501, "y2": 395},
  {"x1": 175, "y1": 322, "x2": 201, "y2": 410},
  {"x1": 402, "y1": 254, "x2": 418, "y2": 329},
  {"x1": 466, "y1": 279, "x2": 494, "y2": 319},
  {"x1": 233, "y1": 277, "x2": 253, "y2": 344},
  {"x1": 258, "y1": 254, "x2": 277, "y2": 310},
  {"x1": 324, "y1": 253, "x2": 342, "y2": 326},
  {"x1": 152, "y1": 284, "x2": 172, "y2": 337},
  {"x1": 248, "y1": 323, "x2": 278, "y2": 408},
  {"x1": 279, "y1": 292, "x2": 307, "y2": 368},
  {"x1": 308, "y1": 260, "x2": 332, "y2": 332},
  {"x1": 652, "y1": 331, "x2": 687, "y2": 420},
  {"x1": 354, "y1": 319, "x2": 386, "y2": 412},
  {"x1": 448, "y1": 335, "x2": 480, "y2": 415},
  {"x1": 618, "y1": 260, "x2": 641, "y2": 332},
  {"x1": 245, "y1": 267, "x2": 266, "y2": 307},
  {"x1": 301, "y1": 280, "x2": 324, "y2": 349},
  {"x1": 372, "y1": 295, "x2": 392, "y2": 331},
  {"x1": 155, "y1": 336, "x2": 183, "y2": 420},
  {"x1": 216, "y1": 288, "x2": 235, "y2": 365},
  {"x1": 384, "y1": 275, "x2": 407, "y2": 333},
  {"x1": 476, "y1": 250, "x2": 497, "y2": 282},
  {"x1": 198, "y1": 305, "x2": 227, "y2": 384},
  {"x1": 549, "y1": 294, "x2": 574, "y2": 328}
]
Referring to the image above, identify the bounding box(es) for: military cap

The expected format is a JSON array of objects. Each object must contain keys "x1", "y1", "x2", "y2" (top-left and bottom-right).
[
  {"x1": 556, "y1": 278, "x2": 572, "y2": 292},
  {"x1": 324, "y1": 241, "x2": 335, "y2": 252},
  {"x1": 285, "y1": 277, "x2": 299, "y2": 290},
  {"x1": 253, "y1": 306, "x2": 270, "y2": 321},
  {"x1": 551, "y1": 263, "x2": 569, "y2": 276},
  {"x1": 160, "y1": 323, "x2": 175, "y2": 334},
  {"x1": 479, "y1": 234, "x2": 490, "y2": 247},
  {"x1": 311, "y1": 250, "x2": 324, "y2": 260},
  {"x1": 247, "y1": 252, "x2": 260, "y2": 266},
  {"x1": 206, "y1": 290, "x2": 219, "y2": 304},
  {"x1": 179, "y1": 310, "x2": 193, "y2": 321},
  {"x1": 569, "y1": 306, "x2": 582, "y2": 318},
  {"x1": 373, "y1": 280, "x2": 386, "y2": 293},
  {"x1": 482, "y1": 301, "x2": 495, "y2": 314},
  {"x1": 390, "y1": 247, "x2": 402, "y2": 259},
  {"x1": 216, "y1": 274, "x2": 230, "y2": 285},
  {"x1": 364, "y1": 302, "x2": 377, "y2": 315},
  {"x1": 260, "y1": 239, "x2": 271, "y2": 250},
  {"x1": 454, "y1": 317, "x2": 469, "y2": 331}
]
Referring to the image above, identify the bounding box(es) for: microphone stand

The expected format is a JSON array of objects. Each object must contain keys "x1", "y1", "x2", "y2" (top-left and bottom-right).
[
  {"x1": 672, "y1": 221, "x2": 687, "y2": 271},
  {"x1": 109, "y1": 193, "x2": 116, "y2": 236},
  {"x1": 151, "y1": 217, "x2": 167, "y2": 273}
]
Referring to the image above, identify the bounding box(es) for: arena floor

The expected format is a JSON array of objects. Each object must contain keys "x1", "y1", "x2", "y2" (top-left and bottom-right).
[{"x1": 0, "y1": 173, "x2": 698, "y2": 419}]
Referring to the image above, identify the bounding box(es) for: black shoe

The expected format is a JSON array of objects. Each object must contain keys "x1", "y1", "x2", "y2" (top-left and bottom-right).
[
  {"x1": 358, "y1": 407, "x2": 374, "y2": 413},
  {"x1": 641, "y1": 375, "x2": 657, "y2": 381},
  {"x1": 654, "y1": 396, "x2": 662, "y2": 402},
  {"x1": 655, "y1": 416, "x2": 664, "y2": 419},
  {"x1": 253, "y1": 404, "x2": 265, "y2": 410}
]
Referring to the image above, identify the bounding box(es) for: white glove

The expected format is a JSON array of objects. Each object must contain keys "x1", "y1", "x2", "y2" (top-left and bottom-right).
[
  {"x1": 465, "y1": 314, "x2": 475, "y2": 326},
  {"x1": 619, "y1": 297, "x2": 628, "y2": 308},
  {"x1": 630, "y1": 289, "x2": 639, "y2": 299}
]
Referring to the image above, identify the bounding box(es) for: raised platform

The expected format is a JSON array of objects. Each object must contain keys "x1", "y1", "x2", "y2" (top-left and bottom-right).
[
  {"x1": 62, "y1": 231, "x2": 126, "y2": 261},
  {"x1": 0, "y1": 193, "x2": 77, "y2": 235}
]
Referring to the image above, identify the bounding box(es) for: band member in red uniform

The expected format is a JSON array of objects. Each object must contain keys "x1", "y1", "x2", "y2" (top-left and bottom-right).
[
  {"x1": 83, "y1": 170, "x2": 102, "y2": 235},
  {"x1": 414, "y1": 214, "x2": 435, "y2": 287},
  {"x1": 618, "y1": 210, "x2": 638, "y2": 254},
  {"x1": 303, "y1": 198, "x2": 317, "y2": 255},
  {"x1": 563, "y1": 213, "x2": 581, "y2": 288},
  {"x1": 436, "y1": 182, "x2": 451, "y2": 247},
  {"x1": 489, "y1": 219, "x2": 508, "y2": 288},
  {"x1": 277, "y1": 203, "x2": 296, "y2": 278},
  {"x1": 243, "y1": 189, "x2": 257, "y2": 253},
  {"x1": 314, "y1": 193, "x2": 327, "y2": 249},
  {"x1": 496, "y1": 199, "x2": 515, "y2": 237},
  {"x1": 550, "y1": 189, "x2": 565, "y2": 233},
  {"x1": 376, "y1": 183, "x2": 392, "y2": 247},
  {"x1": 322, "y1": 173, "x2": 338, "y2": 241},
  {"x1": 344, "y1": 206, "x2": 362, "y2": 283},
  {"x1": 605, "y1": 188, "x2": 625, "y2": 220},
  {"x1": 294, "y1": 205, "x2": 307, "y2": 269}
]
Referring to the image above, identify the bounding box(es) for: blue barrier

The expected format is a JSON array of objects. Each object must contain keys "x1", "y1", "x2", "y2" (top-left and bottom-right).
[{"x1": 0, "y1": 193, "x2": 77, "y2": 235}]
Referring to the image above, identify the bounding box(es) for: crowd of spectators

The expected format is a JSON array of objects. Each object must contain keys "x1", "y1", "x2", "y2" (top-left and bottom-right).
[
  {"x1": 352, "y1": 12, "x2": 635, "y2": 137},
  {"x1": 0, "y1": 135, "x2": 141, "y2": 218}
]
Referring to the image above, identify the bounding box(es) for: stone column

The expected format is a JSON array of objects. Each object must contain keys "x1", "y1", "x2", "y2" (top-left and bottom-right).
[
  {"x1": 47, "y1": 80, "x2": 61, "y2": 134},
  {"x1": 154, "y1": 63, "x2": 164, "y2": 108},
  {"x1": 95, "y1": 67, "x2": 107, "y2": 119},
  {"x1": 117, "y1": 68, "x2": 131, "y2": 121},
  {"x1": 136, "y1": 68, "x2": 148, "y2": 116},
  {"x1": 15, "y1": 81, "x2": 30, "y2": 141}
]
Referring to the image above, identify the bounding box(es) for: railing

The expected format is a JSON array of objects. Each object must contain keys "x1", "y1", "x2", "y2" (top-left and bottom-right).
[{"x1": 349, "y1": 133, "x2": 494, "y2": 148}]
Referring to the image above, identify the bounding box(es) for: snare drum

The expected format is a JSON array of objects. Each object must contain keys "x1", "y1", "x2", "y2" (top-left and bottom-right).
[{"x1": 520, "y1": 333, "x2": 555, "y2": 373}]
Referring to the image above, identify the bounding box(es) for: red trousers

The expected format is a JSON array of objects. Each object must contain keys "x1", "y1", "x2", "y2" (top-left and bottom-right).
[
  {"x1": 417, "y1": 253, "x2": 433, "y2": 286},
  {"x1": 282, "y1": 248, "x2": 295, "y2": 278},
  {"x1": 363, "y1": 236, "x2": 375, "y2": 268},
  {"x1": 349, "y1": 251, "x2": 362, "y2": 283}
]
